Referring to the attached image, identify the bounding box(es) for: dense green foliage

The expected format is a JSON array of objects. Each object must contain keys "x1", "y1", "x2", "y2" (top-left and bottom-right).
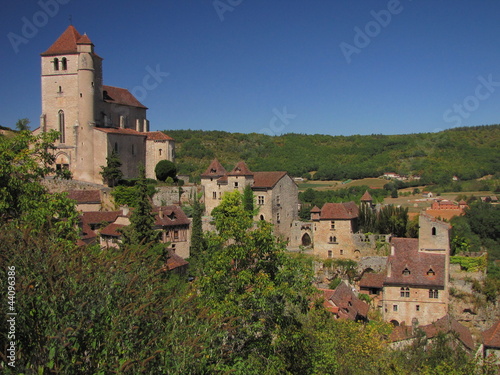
[
  {"x1": 111, "y1": 182, "x2": 157, "y2": 208},
  {"x1": 0, "y1": 130, "x2": 495, "y2": 374},
  {"x1": 120, "y1": 167, "x2": 160, "y2": 247},
  {"x1": 100, "y1": 150, "x2": 123, "y2": 187},
  {"x1": 0, "y1": 130, "x2": 77, "y2": 241},
  {"x1": 450, "y1": 201, "x2": 500, "y2": 299},
  {"x1": 154, "y1": 160, "x2": 177, "y2": 182},
  {"x1": 164, "y1": 125, "x2": 500, "y2": 181},
  {"x1": 189, "y1": 195, "x2": 205, "y2": 259}
]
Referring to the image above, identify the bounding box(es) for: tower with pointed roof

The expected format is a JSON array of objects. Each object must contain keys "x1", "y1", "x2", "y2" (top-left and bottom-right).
[
  {"x1": 200, "y1": 159, "x2": 299, "y2": 239},
  {"x1": 36, "y1": 25, "x2": 175, "y2": 184}
]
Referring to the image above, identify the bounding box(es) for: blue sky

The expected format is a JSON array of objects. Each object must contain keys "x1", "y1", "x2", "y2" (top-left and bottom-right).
[{"x1": 2, "y1": 0, "x2": 500, "y2": 136}]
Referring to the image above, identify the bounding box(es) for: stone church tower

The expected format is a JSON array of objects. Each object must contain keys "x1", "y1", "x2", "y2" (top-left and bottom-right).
[{"x1": 37, "y1": 26, "x2": 175, "y2": 184}]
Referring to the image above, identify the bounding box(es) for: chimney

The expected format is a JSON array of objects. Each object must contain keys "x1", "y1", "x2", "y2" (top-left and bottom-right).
[{"x1": 121, "y1": 206, "x2": 129, "y2": 216}]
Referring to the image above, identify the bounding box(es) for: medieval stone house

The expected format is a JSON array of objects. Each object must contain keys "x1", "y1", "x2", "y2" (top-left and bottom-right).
[
  {"x1": 359, "y1": 214, "x2": 450, "y2": 326},
  {"x1": 200, "y1": 159, "x2": 298, "y2": 240},
  {"x1": 34, "y1": 25, "x2": 175, "y2": 184}
]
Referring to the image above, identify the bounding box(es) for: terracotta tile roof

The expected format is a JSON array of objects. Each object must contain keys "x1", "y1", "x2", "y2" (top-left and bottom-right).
[
  {"x1": 421, "y1": 315, "x2": 475, "y2": 351},
  {"x1": 67, "y1": 190, "x2": 101, "y2": 204},
  {"x1": 389, "y1": 325, "x2": 414, "y2": 343},
  {"x1": 320, "y1": 282, "x2": 369, "y2": 320},
  {"x1": 77, "y1": 33, "x2": 92, "y2": 45},
  {"x1": 100, "y1": 223, "x2": 124, "y2": 237},
  {"x1": 153, "y1": 206, "x2": 190, "y2": 227},
  {"x1": 166, "y1": 251, "x2": 189, "y2": 271},
  {"x1": 385, "y1": 237, "x2": 446, "y2": 288},
  {"x1": 359, "y1": 272, "x2": 385, "y2": 289},
  {"x1": 103, "y1": 85, "x2": 147, "y2": 109},
  {"x1": 252, "y1": 171, "x2": 287, "y2": 189},
  {"x1": 389, "y1": 315, "x2": 474, "y2": 351},
  {"x1": 201, "y1": 158, "x2": 227, "y2": 177},
  {"x1": 361, "y1": 191, "x2": 373, "y2": 201},
  {"x1": 80, "y1": 222, "x2": 97, "y2": 240},
  {"x1": 310, "y1": 205, "x2": 321, "y2": 213},
  {"x1": 144, "y1": 131, "x2": 174, "y2": 141},
  {"x1": 320, "y1": 202, "x2": 359, "y2": 220},
  {"x1": 41, "y1": 25, "x2": 83, "y2": 56},
  {"x1": 483, "y1": 320, "x2": 500, "y2": 348},
  {"x1": 228, "y1": 161, "x2": 253, "y2": 176},
  {"x1": 94, "y1": 127, "x2": 147, "y2": 136},
  {"x1": 81, "y1": 211, "x2": 122, "y2": 225}
]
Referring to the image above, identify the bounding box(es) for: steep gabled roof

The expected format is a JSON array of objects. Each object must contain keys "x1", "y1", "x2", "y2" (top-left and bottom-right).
[
  {"x1": 153, "y1": 206, "x2": 190, "y2": 227},
  {"x1": 483, "y1": 320, "x2": 500, "y2": 349},
  {"x1": 201, "y1": 158, "x2": 227, "y2": 178},
  {"x1": 41, "y1": 25, "x2": 83, "y2": 56},
  {"x1": 361, "y1": 191, "x2": 373, "y2": 202},
  {"x1": 103, "y1": 85, "x2": 147, "y2": 109},
  {"x1": 228, "y1": 161, "x2": 253, "y2": 176},
  {"x1": 100, "y1": 223, "x2": 124, "y2": 237},
  {"x1": 252, "y1": 171, "x2": 287, "y2": 189},
  {"x1": 385, "y1": 237, "x2": 446, "y2": 288},
  {"x1": 310, "y1": 205, "x2": 321, "y2": 213},
  {"x1": 320, "y1": 202, "x2": 359, "y2": 220},
  {"x1": 324, "y1": 282, "x2": 369, "y2": 320}
]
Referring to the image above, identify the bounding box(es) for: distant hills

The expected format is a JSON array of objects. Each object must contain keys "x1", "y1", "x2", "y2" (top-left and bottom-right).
[{"x1": 164, "y1": 125, "x2": 500, "y2": 183}]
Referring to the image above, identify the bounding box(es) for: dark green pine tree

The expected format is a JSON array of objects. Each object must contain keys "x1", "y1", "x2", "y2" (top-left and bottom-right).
[
  {"x1": 100, "y1": 150, "x2": 123, "y2": 187},
  {"x1": 189, "y1": 195, "x2": 205, "y2": 259},
  {"x1": 121, "y1": 166, "x2": 159, "y2": 247},
  {"x1": 242, "y1": 184, "x2": 255, "y2": 219}
]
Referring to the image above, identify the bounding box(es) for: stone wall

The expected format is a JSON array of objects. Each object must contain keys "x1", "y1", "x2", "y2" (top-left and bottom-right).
[{"x1": 152, "y1": 185, "x2": 199, "y2": 207}]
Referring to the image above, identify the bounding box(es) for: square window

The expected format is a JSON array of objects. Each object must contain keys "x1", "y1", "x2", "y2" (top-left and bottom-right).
[{"x1": 393, "y1": 305, "x2": 398, "y2": 312}]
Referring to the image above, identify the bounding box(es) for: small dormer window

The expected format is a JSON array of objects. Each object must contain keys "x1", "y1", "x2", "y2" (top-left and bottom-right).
[
  {"x1": 427, "y1": 268, "x2": 435, "y2": 276},
  {"x1": 53, "y1": 58, "x2": 59, "y2": 70},
  {"x1": 210, "y1": 168, "x2": 216, "y2": 173},
  {"x1": 61, "y1": 57, "x2": 67, "y2": 70},
  {"x1": 402, "y1": 268, "x2": 410, "y2": 276}
]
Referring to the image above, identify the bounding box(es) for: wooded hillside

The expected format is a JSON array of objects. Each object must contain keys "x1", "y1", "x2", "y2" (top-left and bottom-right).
[{"x1": 165, "y1": 125, "x2": 500, "y2": 182}]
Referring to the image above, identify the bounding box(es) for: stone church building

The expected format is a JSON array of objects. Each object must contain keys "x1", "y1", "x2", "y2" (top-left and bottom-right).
[{"x1": 34, "y1": 25, "x2": 175, "y2": 184}]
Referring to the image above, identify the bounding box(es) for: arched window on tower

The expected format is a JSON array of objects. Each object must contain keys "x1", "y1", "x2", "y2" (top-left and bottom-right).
[
  {"x1": 58, "y1": 110, "x2": 65, "y2": 143},
  {"x1": 61, "y1": 57, "x2": 67, "y2": 70},
  {"x1": 53, "y1": 58, "x2": 59, "y2": 71},
  {"x1": 432, "y1": 227, "x2": 437, "y2": 236}
]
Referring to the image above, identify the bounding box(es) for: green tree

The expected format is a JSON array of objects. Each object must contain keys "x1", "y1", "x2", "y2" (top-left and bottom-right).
[
  {"x1": 15, "y1": 117, "x2": 31, "y2": 131},
  {"x1": 196, "y1": 191, "x2": 315, "y2": 372},
  {"x1": 0, "y1": 130, "x2": 78, "y2": 241},
  {"x1": 121, "y1": 166, "x2": 160, "y2": 247},
  {"x1": 189, "y1": 195, "x2": 205, "y2": 259},
  {"x1": 100, "y1": 150, "x2": 123, "y2": 187},
  {"x1": 242, "y1": 184, "x2": 255, "y2": 218},
  {"x1": 155, "y1": 160, "x2": 177, "y2": 181}
]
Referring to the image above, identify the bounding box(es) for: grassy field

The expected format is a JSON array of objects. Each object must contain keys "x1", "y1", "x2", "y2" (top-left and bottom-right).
[{"x1": 298, "y1": 178, "x2": 388, "y2": 192}]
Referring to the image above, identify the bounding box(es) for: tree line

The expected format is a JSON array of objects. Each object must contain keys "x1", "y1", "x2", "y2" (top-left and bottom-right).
[{"x1": 165, "y1": 125, "x2": 500, "y2": 183}]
